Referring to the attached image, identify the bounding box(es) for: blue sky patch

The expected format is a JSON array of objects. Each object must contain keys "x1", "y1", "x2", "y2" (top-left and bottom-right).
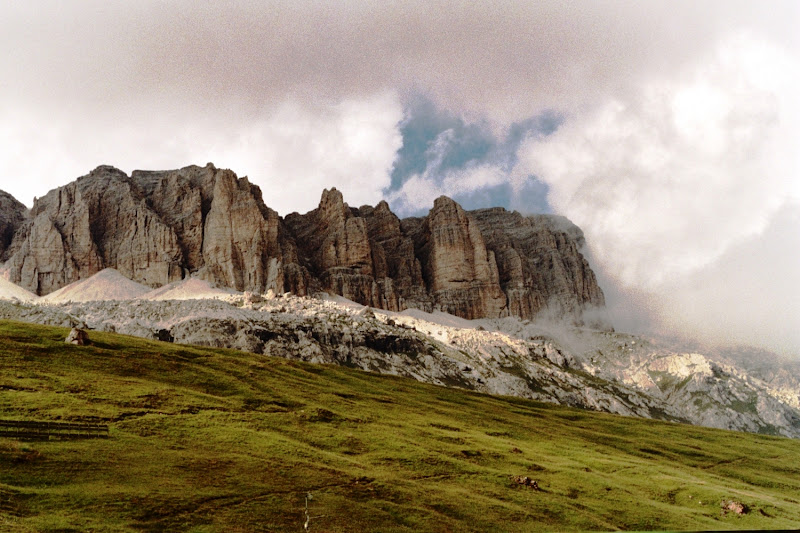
[{"x1": 386, "y1": 95, "x2": 561, "y2": 217}]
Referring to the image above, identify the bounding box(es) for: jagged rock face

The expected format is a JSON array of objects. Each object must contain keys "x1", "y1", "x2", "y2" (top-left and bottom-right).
[
  {"x1": 470, "y1": 208, "x2": 605, "y2": 320},
  {"x1": 0, "y1": 191, "x2": 26, "y2": 260},
  {"x1": 284, "y1": 188, "x2": 379, "y2": 305},
  {"x1": 359, "y1": 201, "x2": 427, "y2": 311},
  {"x1": 3, "y1": 166, "x2": 184, "y2": 294},
  {"x1": 137, "y1": 165, "x2": 306, "y2": 295},
  {"x1": 134, "y1": 167, "x2": 207, "y2": 271},
  {"x1": 200, "y1": 168, "x2": 277, "y2": 292},
  {"x1": 3, "y1": 164, "x2": 299, "y2": 295},
  {"x1": 0, "y1": 164, "x2": 605, "y2": 324},
  {"x1": 130, "y1": 164, "x2": 294, "y2": 294},
  {"x1": 283, "y1": 194, "x2": 599, "y2": 321},
  {"x1": 409, "y1": 197, "x2": 507, "y2": 319}
]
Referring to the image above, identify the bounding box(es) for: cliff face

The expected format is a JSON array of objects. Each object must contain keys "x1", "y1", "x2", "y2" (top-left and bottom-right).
[
  {"x1": 2, "y1": 166, "x2": 183, "y2": 294},
  {"x1": 0, "y1": 164, "x2": 605, "y2": 323},
  {"x1": 284, "y1": 188, "x2": 378, "y2": 306},
  {"x1": 358, "y1": 200, "x2": 427, "y2": 311},
  {"x1": 409, "y1": 197, "x2": 507, "y2": 319},
  {"x1": 470, "y1": 208, "x2": 605, "y2": 318},
  {"x1": 1, "y1": 164, "x2": 305, "y2": 296},
  {"x1": 0, "y1": 191, "x2": 26, "y2": 260}
]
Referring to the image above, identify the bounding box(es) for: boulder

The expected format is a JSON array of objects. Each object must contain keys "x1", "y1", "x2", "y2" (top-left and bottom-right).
[
  {"x1": 511, "y1": 475, "x2": 539, "y2": 490},
  {"x1": 65, "y1": 328, "x2": 89, "y2": 346}
]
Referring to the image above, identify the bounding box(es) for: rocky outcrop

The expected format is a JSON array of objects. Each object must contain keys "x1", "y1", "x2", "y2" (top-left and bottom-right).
[
  {"x1": 284, "y1": 188, "x2": 379, "y2": 305},
  {"x1": 2, "y1": 164, "x2": 304, "y2": 296},
  {"x1": 133, "y1": 165, "x2": 306, "y2": 295},
  {"x1": 358, "y1": 201, "x2": 427, "y2": 311},
  {"x1": 0, "y1": 191, "x2": 26, "y2": 260},
  {"x1": 407, "y1": 197, "x2": 506, "y2": 319},
  {"x1": 0, "y1": 164, "x2": 605, "y2": 323},
  {"x1": 470, "y1": 208, "x2": 605, "y2": 319},
  {"x1": 3, "y1": 166, "x2": 183, "y2": 294}
]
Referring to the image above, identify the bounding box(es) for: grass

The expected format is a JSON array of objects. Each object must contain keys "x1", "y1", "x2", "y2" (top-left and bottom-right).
[{"x1": 1, "y1": 319, "x2": 799, "y2": 531}]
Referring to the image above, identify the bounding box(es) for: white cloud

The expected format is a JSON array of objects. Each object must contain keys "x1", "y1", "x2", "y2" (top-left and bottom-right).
[
  {"x1": 4, "y1": 2, "x2": 795, "y2": 132},
  {"x1": 386, "y1": 128, "x2": 507, "y2": 215},
  {"x1": 0, "y1": 111, "x2": 76, "y2": 204},
  {"x1": 386, "y1": 174, "x2": 444, "y2": 215},
  {"x1": 656, "y1": 203, "x2": 800, "y2": 354},
  {"x1": 0, "y1": 92, "x2": 403, "y2": 214},
  {"x1": 518, "y1": 32, "x2": 800, "y2": 354},
  {"x1": 387, "y1": 163, "x2": 508, "y2": 216},
  {"x1": 201, "y1": 92, "x2": 403, "y2": 215}
]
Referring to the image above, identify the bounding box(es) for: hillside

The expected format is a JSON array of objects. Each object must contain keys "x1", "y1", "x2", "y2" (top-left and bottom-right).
[
  {"x1": 2, "y1": 320, "x2": 800, "y2": 532},
  {"x1": 3, "y1": 282, "x2": 799, "y2": 438}
]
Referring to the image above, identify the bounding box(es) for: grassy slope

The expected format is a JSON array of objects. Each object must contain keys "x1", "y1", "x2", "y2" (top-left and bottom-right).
[{"x1": 1, "y1": 320, "x2": 799, "y2": 532}]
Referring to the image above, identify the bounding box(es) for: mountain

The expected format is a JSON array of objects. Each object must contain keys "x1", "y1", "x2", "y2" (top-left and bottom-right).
[
  {"x1": 5, "y1": 164, "x2": 796, "y2": 439},
  {"x1": 0, "y1": 164, "x2": 603, "y2": 323}
]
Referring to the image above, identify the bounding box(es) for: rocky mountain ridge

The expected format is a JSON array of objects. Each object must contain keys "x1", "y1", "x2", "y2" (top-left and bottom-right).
[
  {"x1": 3, "y1": 165, "x2": 797, "y2": 440},
  {"x1": 0, "y1": 163, "x2": 603, "y2": 323}
]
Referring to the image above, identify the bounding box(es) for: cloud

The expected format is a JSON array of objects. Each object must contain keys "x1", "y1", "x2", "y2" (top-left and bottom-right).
[
  {"x1": 2, "y1": 1, "x2": 795, "y2": 205},
  {"x1": 517, "y1": 32, "x2": 800, "y2": 354},
  {"x1": 0, "y1": 92, "x2": 403, "y2": 214},
  {"x1": 657, "y1": 203, "x2": 800, "y2": 354},
  {"x1": 387, "y1": 162, "x2": 507, "y2": 215},
  {"x1": 4, "y1": 2, "x2": 796, "y2": 121},
  {"x1": 201, "y1": 92, "x2": 403, "y2": 215},
  {"x1": 386, "y1": 98, "x2": 556, "y2": 216},
  {"x1": 0, "y1": 1, "x2": 797, "y2": 356}
]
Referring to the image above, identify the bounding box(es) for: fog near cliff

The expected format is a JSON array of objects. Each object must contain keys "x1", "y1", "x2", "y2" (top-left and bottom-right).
[
  {"x1": 0, "y1": 1, "x2": 797, "y2": 355},
  {"x1": 514, "y1": 32, "x2": 800, "y2": 356}
]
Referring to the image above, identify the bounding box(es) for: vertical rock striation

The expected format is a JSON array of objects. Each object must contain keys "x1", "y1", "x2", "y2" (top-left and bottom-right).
[
  {"x1": 470, "y1": 208, "x2": 605, "y2": 319},
  {"x1": 359, "y1": 200, "x2": 427, "y2": 311},
  {"x1": 409, "y1": 197, "x2": 507, "y2": 319},
  {"x1": 284, "y1": 188, "x2": 379, "y2": 305},
  {"x1": 0, "y1": 164, "x2": 605, "y2": 324},
  {"x1": 0, "y1": 191, "x2": 26, "y2": 260},
  {"x1": 3, "y1": 166, "x2": 183, "y2": 294}
]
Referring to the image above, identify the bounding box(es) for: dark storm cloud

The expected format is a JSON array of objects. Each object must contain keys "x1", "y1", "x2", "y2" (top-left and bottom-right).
[{"x1": 5, "y1": 1, "x2": 795, "y2": 121}]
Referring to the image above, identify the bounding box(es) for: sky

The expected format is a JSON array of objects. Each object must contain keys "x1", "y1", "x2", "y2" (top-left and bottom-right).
[{"x1": 1, "y1": 1, "x2": 798, "y2": 355}]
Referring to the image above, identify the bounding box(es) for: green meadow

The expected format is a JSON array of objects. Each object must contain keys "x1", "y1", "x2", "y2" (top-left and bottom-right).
[{"x1": 1, "y1": 319, "x2": 799, "y2": 532}]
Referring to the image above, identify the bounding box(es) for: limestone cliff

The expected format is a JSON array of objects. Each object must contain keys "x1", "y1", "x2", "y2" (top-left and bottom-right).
[
  {"x1": 0, "y1": 190, "x2": 26, "y2": 260},
  {"x1": 470, "y1": 208, "x2": 605, "y2": 318},
  {"x1": 284, "y1": 188, "x2": 378, "y2": 305},
  {"x1": 358, "y1": 200, "x2": 427, "y2": 311},
  {"x1": 0, "y1": 164, "x2": 605, "y2": 323},
  {"x1": 2, "y1": 166, "x2": 183, "y2": 294},
  {"x1": 406, "y1": 197, "x2": 507, "y2": 319}
]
